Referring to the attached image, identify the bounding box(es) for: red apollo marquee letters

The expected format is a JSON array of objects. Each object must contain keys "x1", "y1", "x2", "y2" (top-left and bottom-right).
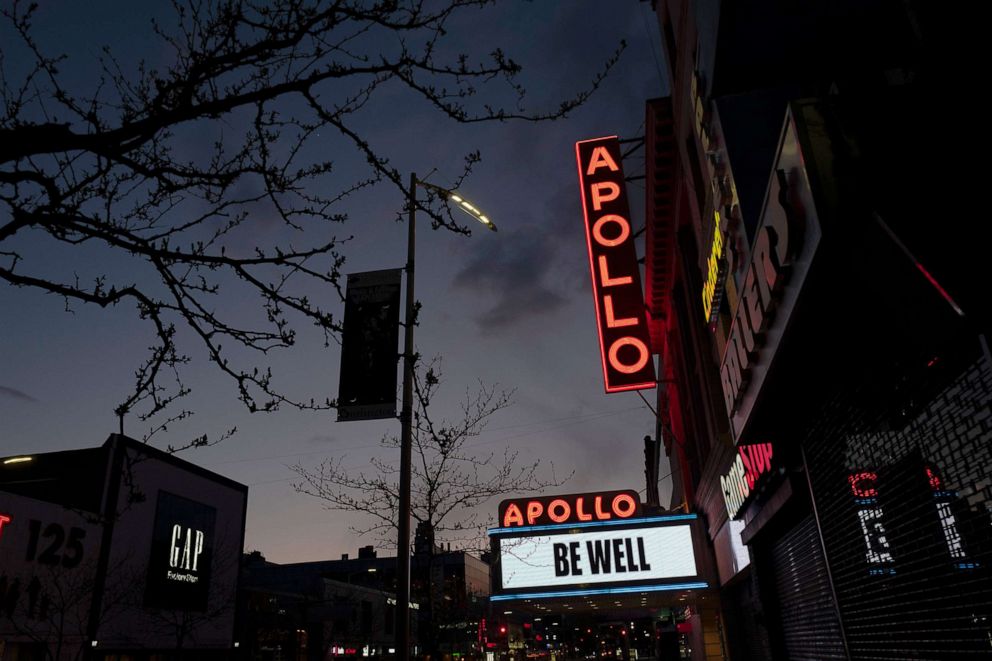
[
  {"x1": 499, "y1": 490, "x2": 641, "y2": 528},
  {"x1": 576, "y1": 137, "x2": 656, "y2": 393}
]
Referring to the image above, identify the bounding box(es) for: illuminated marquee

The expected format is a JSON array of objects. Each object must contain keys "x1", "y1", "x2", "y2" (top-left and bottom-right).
[
  {"x1": 489, "y1": 513, "x2": 706, "y2": 600},
  {"x1": 498, "y1": 524, "x2": 695, "y2": 590},
  {"x1": 576, "y1": 137, "x2": 656, "y2": 393},
  {"x1": 720, "y1": 443, "x2": 774, "y2": 519},
  {"x1": 498, "y1": 490, "x2": 640, "y2": 528}
]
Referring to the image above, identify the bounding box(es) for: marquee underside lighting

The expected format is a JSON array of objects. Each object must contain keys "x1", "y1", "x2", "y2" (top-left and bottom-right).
[{"x1": 490, "y1": 582, "x2": 709, "y2": 601}]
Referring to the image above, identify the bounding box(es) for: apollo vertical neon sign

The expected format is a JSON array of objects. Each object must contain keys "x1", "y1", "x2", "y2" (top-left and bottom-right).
[{"x1": 576, "y1": 137, "x2": 656, "y2": 392}]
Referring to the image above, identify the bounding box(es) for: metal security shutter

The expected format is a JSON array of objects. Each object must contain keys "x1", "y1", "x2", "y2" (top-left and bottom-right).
[
  {"x1": 722, "y1": 572, "x2": 773, "y2": 661},
  {"x1": 770, "y1": 514, "x2": 846, "y2": 660},
  {"x1": 803, "y1": 338, "x2": 992, "y2": 659}
]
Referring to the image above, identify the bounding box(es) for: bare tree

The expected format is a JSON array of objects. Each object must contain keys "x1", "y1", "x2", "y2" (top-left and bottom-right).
[
  {"x1": 293, "y1": 357, "x2": 569, "y2": 547},
  {"x1": 0, "y1": 0, "x2": 623, "y2": 447},
  {"x1": 0, "y1": 552, "x2": 136, "y2": 661},
  {"x1": 292, "y1": 358, "x2": 569, "y2": 657}
]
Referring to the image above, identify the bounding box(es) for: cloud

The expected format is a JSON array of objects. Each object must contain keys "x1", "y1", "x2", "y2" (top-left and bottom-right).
[
  {"x1": 474, "y1": 285, "x2": 567, "y2": 332},
  {"x1": 0, "y1": 386, "x2": 38, "y2": 403},
  {"x1": 453, "y1": 182, "x2": 584, "y2": 331}
]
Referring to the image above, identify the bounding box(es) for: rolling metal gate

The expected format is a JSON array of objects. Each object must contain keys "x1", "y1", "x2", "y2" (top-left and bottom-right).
[
  {"x1": 768, "y1": 514, "x2": 847, "y2": 660},
  {"x1": 722, "y1": 571, "x2": 773, "y2": 661},
  {"x1": 803, "y1": 335, "x2": 992, "y2": 659}
]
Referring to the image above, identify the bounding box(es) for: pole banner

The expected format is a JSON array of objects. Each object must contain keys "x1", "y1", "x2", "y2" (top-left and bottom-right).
[{"x1": 337, "y1": 268, "x2": 402, "y2": 421}]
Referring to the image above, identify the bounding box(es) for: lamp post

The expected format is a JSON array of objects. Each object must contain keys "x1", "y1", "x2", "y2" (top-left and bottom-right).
[{"x1": 395, "y1": 173, "x2": 496, "y2": 661}]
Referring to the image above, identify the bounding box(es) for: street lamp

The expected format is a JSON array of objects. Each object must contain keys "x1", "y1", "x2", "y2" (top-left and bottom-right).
[
  {"x1": 415, "y1": 179, "x2": 498, "y2": 233},
  {"x1": 395, "y1": 173, "x2": 495, "y2": 661}
]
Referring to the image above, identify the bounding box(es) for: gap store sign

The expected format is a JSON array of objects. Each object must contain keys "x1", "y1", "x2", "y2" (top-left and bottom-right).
[{"x1": 489, "y1": 491, "x2": 707, "y2": 600}]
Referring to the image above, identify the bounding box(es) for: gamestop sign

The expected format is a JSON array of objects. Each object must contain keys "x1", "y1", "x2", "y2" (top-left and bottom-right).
[
  {"x1": 576, "y1": 136, "x2": 656, "y2": 393},
  {"x1": 498, "y1": 523, "x2": 697, "y2": 590},
  {"x1": 144, "y1": 491, "x2": 216, "y2": 611},
  {"x1": 720, "y1": 443, "x2": 774, "y2": 519}
]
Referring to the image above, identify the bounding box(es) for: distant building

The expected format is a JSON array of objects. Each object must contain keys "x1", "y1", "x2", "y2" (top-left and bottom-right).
[
  {"x1": 241, "y1": 551, "x2": 399, "y2": 661},
  {"x1": 0, "y1": 434, "x2": 248, "y2": 661},
  {"x1": 240, "y1": 535, "x2": 490, "y2": 660}
]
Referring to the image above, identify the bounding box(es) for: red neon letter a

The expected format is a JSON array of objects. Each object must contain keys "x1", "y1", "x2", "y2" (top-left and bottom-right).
[
  {"x1": 502, "y1": 504, "x2": 523, "y2": 527},
  {"x1": 586, "y1": 146, "x2": 620, "y2": 175}
]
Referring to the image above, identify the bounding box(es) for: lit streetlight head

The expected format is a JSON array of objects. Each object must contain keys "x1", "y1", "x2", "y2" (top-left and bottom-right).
[{"x1": 416, "y1": 180, "x2": 497, "y2": 232}]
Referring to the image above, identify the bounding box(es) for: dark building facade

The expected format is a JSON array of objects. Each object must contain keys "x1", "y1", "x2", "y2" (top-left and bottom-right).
[
  {"x1": 643, "y1": 0, "x2": 991, "y2": 658},
  {"x1": 240, "y1": 540, "x2": 489, "y2": 661},
  {"x1": 0, "y1": 435, "x2": 248, "y2": 661},
  {"x1": 241, "y1": 551, "x2": 400, "y2": 661}
]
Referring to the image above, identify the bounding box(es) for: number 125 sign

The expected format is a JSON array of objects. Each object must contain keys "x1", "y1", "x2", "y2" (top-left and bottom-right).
[{"x1": 0, "y1": 512, "x2": 88, "y2": 569}]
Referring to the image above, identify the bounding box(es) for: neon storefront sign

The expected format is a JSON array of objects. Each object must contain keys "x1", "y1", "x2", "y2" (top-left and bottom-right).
[{"x1": 720, "y1": 443, "x2": 774, "y2": 518}]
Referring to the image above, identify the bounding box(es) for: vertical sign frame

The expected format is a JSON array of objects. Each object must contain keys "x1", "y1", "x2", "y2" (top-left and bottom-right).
[{"x1": 576, "y1": 136, "x2": 656, "y2": 393}]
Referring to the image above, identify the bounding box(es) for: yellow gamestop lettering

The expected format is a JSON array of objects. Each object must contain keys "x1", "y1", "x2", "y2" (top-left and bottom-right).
[{"x1": 702, "y1": 213, "x2": 725, "y2": 322}]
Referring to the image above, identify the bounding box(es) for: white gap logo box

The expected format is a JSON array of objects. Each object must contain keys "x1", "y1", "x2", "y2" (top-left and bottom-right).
[{"x1": 500, "y1": 524, "x2": 696, "y2": 590}]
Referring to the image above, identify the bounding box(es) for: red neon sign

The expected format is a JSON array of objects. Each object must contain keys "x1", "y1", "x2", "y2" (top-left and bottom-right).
[
  {"x1": 0, "y1": 514, "x2": 10, "y2": 540},
  {"x1": 576, "y1": 137, "x2": 656, "y2": 393},
  {"x1": 498, "y1": 490, "x2": 641, "y2": 528}
]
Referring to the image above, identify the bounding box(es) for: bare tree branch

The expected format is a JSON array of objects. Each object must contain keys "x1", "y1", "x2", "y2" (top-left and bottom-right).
[
  {"x1": 291, "y1": 357, "x2": 571, "y2": 547},
  {"x1": 0, "y1": 0, "x2": 624, "y2": 448}
]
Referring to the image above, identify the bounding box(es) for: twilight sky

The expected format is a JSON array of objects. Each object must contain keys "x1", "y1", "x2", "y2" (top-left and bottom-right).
[{"x1": 0, "y1": 1, "x2": 672, "y2": 563}]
